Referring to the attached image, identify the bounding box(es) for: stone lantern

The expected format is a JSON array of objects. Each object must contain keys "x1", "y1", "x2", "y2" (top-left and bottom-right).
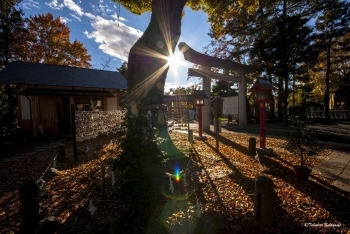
[
  {"x1": 194, "y1": 90, "x2": 209, "y2": 139},
  {"x1": 249, "y1": 78, "x2": 275, "y2": 149}
]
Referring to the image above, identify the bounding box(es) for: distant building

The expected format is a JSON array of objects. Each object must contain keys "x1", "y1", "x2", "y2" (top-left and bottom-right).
[{"x1": 163, "y1": 95, "x2": 195, "y2": 120}]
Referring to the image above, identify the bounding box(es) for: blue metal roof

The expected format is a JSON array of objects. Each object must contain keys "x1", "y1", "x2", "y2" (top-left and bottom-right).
[{"x1": 0, "y1": 61, "x2": 127, "y2": 90}]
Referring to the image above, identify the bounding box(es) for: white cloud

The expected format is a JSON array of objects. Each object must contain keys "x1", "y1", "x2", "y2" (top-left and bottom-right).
[
  {"x1": 84, "y1": 15, "x2": 143, "y2": 61},
  {"x1": 90, "y1": 4, "x2": 98, "y2": 13},
  {"x1": 90, "y1": 3, "x2": 113, "y2": 16},
  {"x1": 59, "y1": 16, "x2": 70, "y2": 24},
  {"x1": 110, "y1": 13, "x2": 126, "y2": 22},
  {"x1": 164, "y1": 82, "x2": 180, "y2": 93},
  {"x1": 45, "y1": 0, "x2": 64, "y2": 10},
  {"x1": 70, "y1": 13, "x2": 81, "y2": 22},
  {"x1": 164, "y1": 82, "x2": 200, "y2": 93},
  {"x1": 22, "y1": 0, "x2": 40, "y2": 9},
  {"x1": 45, "y1": 0, "x2": 144, "y2": 62},
  {"x1": 63, "y1": 0, "x2": 84, "y2": 16}
]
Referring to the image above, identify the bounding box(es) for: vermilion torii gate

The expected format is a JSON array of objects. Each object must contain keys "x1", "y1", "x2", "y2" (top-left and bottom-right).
[{"x1": 178, "y1": 42, "x2": 255, "y2": 130}]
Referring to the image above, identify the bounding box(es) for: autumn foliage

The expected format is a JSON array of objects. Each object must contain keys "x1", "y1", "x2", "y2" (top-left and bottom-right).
[
  {"x1": 12, "y1": 13, "x2": 91, "y2": 68},
  {"x1": 1, "y1": 129, "x2": 349, "y2": 233}
]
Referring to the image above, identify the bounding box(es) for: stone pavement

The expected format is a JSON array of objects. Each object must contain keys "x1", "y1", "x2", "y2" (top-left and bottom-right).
[
  {"x1": 185, "y1": 121, "x2": 350, "y2": 193},
  {"x1": 312, "y1": 150, "x2": 350, "y2": 193}
]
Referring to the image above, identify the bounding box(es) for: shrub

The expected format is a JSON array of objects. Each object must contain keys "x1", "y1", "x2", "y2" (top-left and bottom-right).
[
  {"x1": 285, "y1": 116, "x2": 324, "y2": 167},
  {"x1": 110, "y1": 113, "x2": 167, "y2": 215}
]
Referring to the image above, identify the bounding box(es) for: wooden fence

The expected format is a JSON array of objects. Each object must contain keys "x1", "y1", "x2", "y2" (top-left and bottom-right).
[{"x1": 306, "y1": 109, "x2": 349, "y2": 119}]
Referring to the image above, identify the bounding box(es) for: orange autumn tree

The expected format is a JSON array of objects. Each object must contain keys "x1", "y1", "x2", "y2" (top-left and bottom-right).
[{"x1": 13, "y1": 13, "x2": 91, "y2": 68}]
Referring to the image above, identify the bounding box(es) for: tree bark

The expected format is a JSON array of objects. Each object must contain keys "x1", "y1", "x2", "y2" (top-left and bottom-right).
[
  {"x1": 127, "y1": 0, "x2": 187, "y2": 112},
  {"x1": 324, "y1": 36, "x2": 332, "y2": 123},
  {"x1": 281, "y1": 0, "x2": 289, "y2": 126},
  {"x1": 278, "y1": 78, "x2": 283, "y2": 121},
  {"x1": 268, "y1": 73, "x2": 275, "y2": 122}
]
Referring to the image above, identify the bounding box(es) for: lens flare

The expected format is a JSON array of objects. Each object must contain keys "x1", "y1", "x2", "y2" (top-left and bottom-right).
[{"x1": 174, "y1": 165, "x2": 181, "y2": 183}]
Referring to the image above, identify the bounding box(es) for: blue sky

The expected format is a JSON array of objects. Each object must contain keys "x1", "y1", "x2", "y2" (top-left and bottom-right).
[{"x1": 20, "y1": 0, "x2": 212, "y2": 92}]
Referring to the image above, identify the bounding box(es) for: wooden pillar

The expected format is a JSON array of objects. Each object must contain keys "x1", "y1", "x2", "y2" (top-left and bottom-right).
[
  {"x1": 58, "y1": 144, "x2": 66, "y2": 162},
  {"x1": 71, "y1": 104, "x2": 77, "y2": 160},
  {"x1": 249, "y1": 137, "x2": 256, "y2": 156},
  {"x1": 101, "y1": 165, "x2": 105, "y2": 199},
  {"x1": 255, "y1": 175, "x2": 274, "y2": 224},
  {"x1": 202, "y1": 66, "x2": 211, "y2": 131},
  {"x1": 239, "y1": 74, "x2": 247, "y2": 126},
  {"x1": 19, "y1": 181, "x2": 39, "y2": 232}
]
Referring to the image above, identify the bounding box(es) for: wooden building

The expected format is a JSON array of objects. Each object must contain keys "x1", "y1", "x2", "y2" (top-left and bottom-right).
[{"x1": 0, "y1": 61, "x2": 127, "y2": 137}]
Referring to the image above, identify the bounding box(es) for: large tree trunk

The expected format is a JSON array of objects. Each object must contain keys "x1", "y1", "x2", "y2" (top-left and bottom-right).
[
  {"x1": 127, "y1": 0, "x2": 187, "y2": 113},
  {"x1": 281, "y1": 0, "x2": 289, "y2": 126},
  {"x1": 282, "y1": 76, "x2": 289, "y2": 126},
  {"x1": 324, "y1": 37, "x2": 332, "y2": 123},
  {"x1": 268, "y1": 73, "x2": 275, "y2": 122},
  {"x1": 278, "y1": 78, "x2": 283, "y2": 121}
]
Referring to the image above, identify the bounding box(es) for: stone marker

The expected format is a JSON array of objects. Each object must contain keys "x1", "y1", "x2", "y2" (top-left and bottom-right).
[
  {"x1": 188, "y1": 129, "x2": 193, "y2": 143},
  {"x1": 57, "y1": 144, "x2": 66, "y2": 162},
  {"x1": 19, "y1": 181, "x2": 39, "y2": 232},
  {"x1": 241, "y1": 216, "x2": 259, "y2": 233},
  {"x1": 249, "y1": 137, "x2": 256, "y2": 156},
  {"x1": 255, "y1": 174, "x2": 274, "y2": 224},
  {"x1": 37, "y1": 216, "x2": 60, "y2": 234}
]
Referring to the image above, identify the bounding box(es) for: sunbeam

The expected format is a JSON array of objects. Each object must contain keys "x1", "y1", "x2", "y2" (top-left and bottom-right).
[{"x1": 166, "y1": 52, "x2": 182, "y2": 68}]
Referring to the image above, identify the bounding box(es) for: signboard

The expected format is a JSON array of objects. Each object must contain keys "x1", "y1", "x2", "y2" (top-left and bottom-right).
[{"x1": 222, "y1": 96, "x2": 238, "y2": 115}]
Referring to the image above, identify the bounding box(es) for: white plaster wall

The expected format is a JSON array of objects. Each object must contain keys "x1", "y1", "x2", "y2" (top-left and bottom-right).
[{"x1": 106, "y1": 97, "x2": 118, "y2": 110}]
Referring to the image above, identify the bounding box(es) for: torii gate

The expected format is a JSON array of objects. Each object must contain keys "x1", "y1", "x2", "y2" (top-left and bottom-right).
[{"x1": 178, "y1": 42, "x2": 255, "y2": 129}]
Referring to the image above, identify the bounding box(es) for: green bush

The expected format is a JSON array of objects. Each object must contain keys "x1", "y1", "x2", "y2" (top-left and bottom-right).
[{"x1": 285, "y1": 115, "x2": 324, "y2": 167}]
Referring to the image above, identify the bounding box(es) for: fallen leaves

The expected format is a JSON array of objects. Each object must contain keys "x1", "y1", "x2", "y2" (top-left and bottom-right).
[
  {"x1": 182, "y1": 131, "x2": 349, "y2": 233},
  {"x1": 0, "y1": 131, "x2": 349, "y2": 233},
  {"x1": 0, "y1": 134, "x2": 120, "y2": 233}
]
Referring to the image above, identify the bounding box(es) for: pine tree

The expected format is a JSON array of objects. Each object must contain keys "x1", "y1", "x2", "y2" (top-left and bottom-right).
[
  {"x1": 0, "y1": 0, "x2": 25, "y2": 133},
  {"x1": 117, "y1": 61, "x2": 128, "y2": 79},
  {"x1": 211, "y1": 80, "x2": 236, "y2": 96},
  {"x1": 205, "y1": 0, "x2": 316, "y2": 124},
  {"x1": 312, "y1": 0, "x2": 350, "y2": 122},
  {"x1": 0, "y1": 0, "x2": 25, "y2": 67}
]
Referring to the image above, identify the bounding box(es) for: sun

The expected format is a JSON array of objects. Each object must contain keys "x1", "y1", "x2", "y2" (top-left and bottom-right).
[{"x1": 166, "y1": 52, "x2": 181, "y2": 68}]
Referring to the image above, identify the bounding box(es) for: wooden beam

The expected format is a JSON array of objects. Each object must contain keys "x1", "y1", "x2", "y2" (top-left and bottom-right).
[
  {"x1": 178, "y1": 42, "x2": 256, "y2": 73},
  {"x1": 187, "y1": 68, "x2": 253, "y2": 84}
]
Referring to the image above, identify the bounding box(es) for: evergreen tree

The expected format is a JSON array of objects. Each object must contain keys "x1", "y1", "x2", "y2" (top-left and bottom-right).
[
  {"x1": 0, "y1": 0, "x2": 24, "y2": 67},
  {"x1": 312, "y1": 0, "x2": 350, "y2": 122},
  {"x1": 205, "y1": 0, "x2": 316, "y2": 124},
  {"x1": 117, "y1": 61, "x2": 128, "y2": 79},
  {"x1": 211, "y1": 80, "x2": 236, "y2": 96},
  {"x1": 0, "y1": 0, "x2": 24, "y2": 134}
]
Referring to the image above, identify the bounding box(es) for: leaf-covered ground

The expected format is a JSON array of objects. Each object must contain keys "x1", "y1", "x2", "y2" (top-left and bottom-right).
[{"x1": 0, "y1": 131, "x2": 349, "y2": 233}]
